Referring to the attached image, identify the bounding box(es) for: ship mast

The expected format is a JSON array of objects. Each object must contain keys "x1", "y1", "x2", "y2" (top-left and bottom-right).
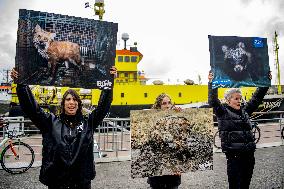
[{"x1": 274, "y1": 31, "x2": 281, "y2": 94}]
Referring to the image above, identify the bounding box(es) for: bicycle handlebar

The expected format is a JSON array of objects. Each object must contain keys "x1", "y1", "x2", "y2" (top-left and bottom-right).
[{"x1": 0, "y1": 119, "x2": 25, "y2": 139}]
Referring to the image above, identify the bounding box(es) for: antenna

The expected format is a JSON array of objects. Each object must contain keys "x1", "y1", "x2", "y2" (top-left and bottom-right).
[
  {"x1": 121, "y1": 33, "x2": 129, "y2": 50},
  {"x1": 274, "y1": 31, "x2": 281, "y2": 94}
]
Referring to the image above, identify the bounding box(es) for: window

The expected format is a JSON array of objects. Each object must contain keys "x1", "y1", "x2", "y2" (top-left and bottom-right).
[
  {"x1": 125, "y1": 56, "x2": 130, "y2": 62},
  {"x1": 118, "y1": 56, "x2": 123, "y2": 62},
  {"x1": 144, "y1": 93, "x2": 148, "y2": 98},
  {"x1": 121, "y1": 93, "x2": 124, "y2": 98},
  {"x1": 125, "y1": 73, "x2": 128, "y2": 77},
  {"x1": 131, "y1": 56, "x2": 137, "y2": 62},
  {"x1": 179, "y1": 92, "x2": 182, "y2": 97},
  {"x1": 117, "y1": 73, "x2": 120, "y2": 78}
]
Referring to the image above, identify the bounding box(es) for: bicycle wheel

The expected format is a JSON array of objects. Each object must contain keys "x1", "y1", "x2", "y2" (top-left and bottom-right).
[
  {"x1": 0, "y1": 141, "x2": 35, "y2": 174},
  {"x1": 214, "y1": 130, "x2": 221, "y2": 149},
  {"x1": 252, "y1": 126, "x2": 261, "y2": 144}
]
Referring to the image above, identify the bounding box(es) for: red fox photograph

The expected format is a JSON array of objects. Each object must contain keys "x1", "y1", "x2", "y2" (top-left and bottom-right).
[
  {"x1": 16, "y1": 9, "x2": 118, "y2": 89},
  {"x1": 33, "y1": 24, "x2": 83, "y2": 80}
]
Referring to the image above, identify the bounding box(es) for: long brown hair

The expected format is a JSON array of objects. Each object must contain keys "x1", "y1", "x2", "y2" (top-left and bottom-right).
[
  {"x1": 60, "y1": 89, "x2": 82, "y2": 115},
  {"x1": 152, "y1": 93, "x2": 171, "y2": 109}
]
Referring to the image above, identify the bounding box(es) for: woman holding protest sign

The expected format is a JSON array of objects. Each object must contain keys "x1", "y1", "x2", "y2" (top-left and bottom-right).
[
  {"x1": 208, "y1": 71, "x2": 271, "y2": 189},
  {"x1": 147, "y1": 93, "x2": 182, "y2": 189},
  {"x1": 11, "y1": 66, "x2": 117, "y2": 189}
]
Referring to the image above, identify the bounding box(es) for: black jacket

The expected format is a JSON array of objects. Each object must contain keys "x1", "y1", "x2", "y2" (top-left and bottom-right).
[
  {"x1": 208, "y1": 83, "x2": 268, "y2": 153},
  {"x1": 17, "y1": 84, "x2": 112, "y2": 186}
]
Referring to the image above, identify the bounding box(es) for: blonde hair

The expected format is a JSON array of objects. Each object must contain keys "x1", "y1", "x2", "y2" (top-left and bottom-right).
[{"x1": 152, "y1": 93, "x2": 172, "y2": 109}]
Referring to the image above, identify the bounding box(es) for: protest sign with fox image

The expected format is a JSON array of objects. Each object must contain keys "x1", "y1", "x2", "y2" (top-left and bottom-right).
[{"x1": 16, "y1": 9, "x2": 118, "y2": 89}]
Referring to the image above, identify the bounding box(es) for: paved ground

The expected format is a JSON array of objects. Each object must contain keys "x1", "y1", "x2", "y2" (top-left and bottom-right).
[{"x1": 0, "y1": 145, "x2": 283, "y2": 189}]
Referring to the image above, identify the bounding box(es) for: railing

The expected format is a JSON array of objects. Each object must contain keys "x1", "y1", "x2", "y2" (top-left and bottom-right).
[
  {"x1": 96, "y1": 118, "x2": 130, "y2": 161},
  {"x1": 213, "y1": 111, "x2": 284, "y2": 152},
  {"x1": 0, "y1": 111, "x2": 283, "y2": 164},
  {"x1": 0, "y1": 117, "x2": 131, "y2": 163}
]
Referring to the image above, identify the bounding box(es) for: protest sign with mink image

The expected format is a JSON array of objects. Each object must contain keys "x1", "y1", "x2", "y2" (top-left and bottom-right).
[{"x1": 131, "y1": 108, "x2": 213, "y2": 178}]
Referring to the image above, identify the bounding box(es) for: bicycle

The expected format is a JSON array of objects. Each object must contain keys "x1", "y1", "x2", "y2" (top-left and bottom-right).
[
  {"x1": 214, "y1": 121, "x2": 261, "y2": 149},
  {"x1": 0, "y1": 121, "x2": 35, "y2": 174}
]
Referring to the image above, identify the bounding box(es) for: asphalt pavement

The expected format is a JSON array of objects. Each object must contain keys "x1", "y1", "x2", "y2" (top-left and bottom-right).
[{"x1": 0, "y1": 146, "x2": 283, "y2": 189}]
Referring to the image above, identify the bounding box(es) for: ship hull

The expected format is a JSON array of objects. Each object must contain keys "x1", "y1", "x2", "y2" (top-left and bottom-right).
[
  {"x1": 254, "y1": 95, "x2": 284, "y2": 119},
  {"x1": 108, "y1": 95, "x2": 284, "y2": 119}
]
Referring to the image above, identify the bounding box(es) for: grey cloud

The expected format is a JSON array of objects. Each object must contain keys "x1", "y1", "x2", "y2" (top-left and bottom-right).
[
  {"x1": 0, "y1": 0, "x2": 35, "y2": 69},
  {"x1": 238, "y1": 0, "x2": 284, "y2": 45},
  {"x1": 0, "y1": 34, "x2": 16, "y2": 59},
  {"x1": 142, "y1": 59, "x2": 172, "y2": 79}
]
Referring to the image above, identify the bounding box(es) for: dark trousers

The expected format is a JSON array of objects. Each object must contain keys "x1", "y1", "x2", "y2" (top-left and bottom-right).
[
  {"x1": 48, "y1": 182, "x2": 91, "y2": 189},
  {"x1": 225, "y1": 151, "x2": 255, "y2": 189},
  {"x1": 147, "y1": 175, "x2": 181, "y2": 189}
]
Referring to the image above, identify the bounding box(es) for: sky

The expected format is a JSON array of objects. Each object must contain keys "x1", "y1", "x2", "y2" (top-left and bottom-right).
[{"x1": 0, "y1": 0, "x2": 284, "y2": 85}]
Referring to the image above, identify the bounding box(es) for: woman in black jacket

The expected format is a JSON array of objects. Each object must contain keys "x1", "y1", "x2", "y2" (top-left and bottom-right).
[
  {"x1": 208, "y1": 71, "x2": 270, "y2": 189},
  {"x1": 11, "y1": 67, "x2": 117, "y2": 189}
]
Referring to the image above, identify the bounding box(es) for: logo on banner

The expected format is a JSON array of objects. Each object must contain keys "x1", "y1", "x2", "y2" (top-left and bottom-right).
[
  {"x1": 253, "y1": 38, "x2": 264, "y2": 48},
  {"x1": 97, "y1": 80, "x2": 112, "y2": 89}
]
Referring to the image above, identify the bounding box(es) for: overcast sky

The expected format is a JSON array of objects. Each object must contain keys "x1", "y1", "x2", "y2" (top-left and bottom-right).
[{"x1": 0, "y1": 0, "x2": 284, "y2": 84}]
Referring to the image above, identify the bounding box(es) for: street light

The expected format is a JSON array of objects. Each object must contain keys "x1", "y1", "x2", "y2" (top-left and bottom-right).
[
  {"x1": 94, "y1": 0, "x2": 105, "y2": 20},
  {"x1": 85, "y1": 1, "x2": 105, "y2": 20}
]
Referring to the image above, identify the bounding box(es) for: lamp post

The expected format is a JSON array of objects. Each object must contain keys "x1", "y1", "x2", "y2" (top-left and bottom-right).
[
  {"x1": 274, "y1": 31, "x2": 282, "y2": 94},
  {"x1": 85, "y1": 0, "x2": 105, "y2": 20},
  {"x1": 94, "y1": 0, "x2": 105, "y2": 20}
]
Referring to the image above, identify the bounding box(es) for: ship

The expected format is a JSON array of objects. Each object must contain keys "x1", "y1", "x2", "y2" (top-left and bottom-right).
[
  {"x1": 0, "y1": 84, "x2": 11, "y2": 104},
  {"x1": 107, "y1": 34, "x2": 284, "y2": 118}
]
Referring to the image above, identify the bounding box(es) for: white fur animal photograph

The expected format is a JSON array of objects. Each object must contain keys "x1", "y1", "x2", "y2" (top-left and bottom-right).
[{"x1": 208, "y1": 35, "x2": 271, "y2": 88}]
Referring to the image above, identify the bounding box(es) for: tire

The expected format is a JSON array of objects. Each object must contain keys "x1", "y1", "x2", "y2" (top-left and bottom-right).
[
  {"x1": 252, "y1": 125, "x2": 261, "y2": 144},
  {"x1": 0, "y1": 141, "x2": 35, "y2": 174},
  {"x1": 213, "y1": 130, "x2": 221, "y2": 149}
]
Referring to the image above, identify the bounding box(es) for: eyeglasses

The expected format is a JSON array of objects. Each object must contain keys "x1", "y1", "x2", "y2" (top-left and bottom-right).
[{"x1": 161, "y1": 101, "x2": 172, "y2": 105}]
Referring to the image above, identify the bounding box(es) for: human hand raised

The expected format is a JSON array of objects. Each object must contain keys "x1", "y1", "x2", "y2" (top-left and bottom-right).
[
  {"x1": 208, "y1": 71, "x2": 214, "y2": 83},
  {"x1": 268, "y1": 71, "x2": 272, "y2": 80},
  {"x1": 0, "y1": 117, "x2": 5, "y2": 128},
  {"x1": 110, "y1": 66, "x2": 117, "y2": 78},
  {"x1": 10, "y1": 68, "x2": 19, "y2": 81}
]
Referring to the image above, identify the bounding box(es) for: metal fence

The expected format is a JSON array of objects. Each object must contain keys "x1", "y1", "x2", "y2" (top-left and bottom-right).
[
  {"x1": 0, "y1": 112, "x2": 283, "y2": 164},
  {"x1": 0, "y1": 117, "x2": 131, "y2": 163}
]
